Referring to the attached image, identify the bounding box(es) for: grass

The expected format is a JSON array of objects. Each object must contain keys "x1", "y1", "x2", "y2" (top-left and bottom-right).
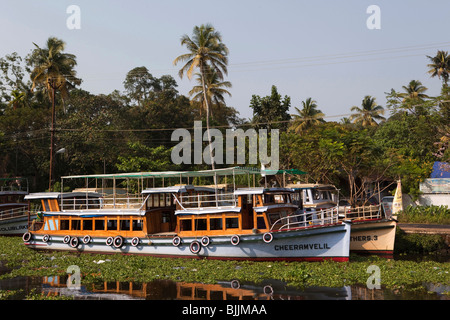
[
  {"x1": 397, "y1": 205, "x2": 450, "y2": 225},
  {"x1": 0, "y1": 237, "x2": 449, "y2": 299}
]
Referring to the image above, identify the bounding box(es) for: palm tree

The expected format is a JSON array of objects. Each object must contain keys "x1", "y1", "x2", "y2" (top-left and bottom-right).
[
  {"x1": 350, "y1": 95, "x2": 385, "y2": 127},
  {"x1": 427, "y1": 50, "x2": 450, "y2": 86},
  {"x1": 8, "y1": 90, "x2": 25, "y2": 110},
  {"x1": 29, "y1": 37, "x2": 81, "y2": 190},
  {"x1": 188, "y1": 66, "x2": 232, "y2": 118},
  {"x1": 289, "y1": 97, "x2": 324, "y2": 134},
  {"x1": 173, "y1": 24, "x2": 229, "y2": 170},
  {"x1": 399, "y1": 80, "x2": 429, "y2": 101}
]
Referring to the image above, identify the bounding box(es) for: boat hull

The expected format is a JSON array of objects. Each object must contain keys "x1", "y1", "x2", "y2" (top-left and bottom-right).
[
  {"x1": 0, "y1": 215, "x2": 35, "y2": 236},
  {"x1": 24, "y1": 222, "x2": 351, "y2": 261},
  {"x1": 349, "y1": 219, "x2": 397, "y2": 258}
]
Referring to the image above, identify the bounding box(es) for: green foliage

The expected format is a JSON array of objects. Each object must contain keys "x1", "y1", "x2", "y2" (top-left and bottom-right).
[
  {"x1": 395, "y1": 228, "x2": 448, "y2": 254},
  {"x1": 116, "y1": 142, "x2": 176, "y2": 172},
  {"x1": 397, "y1": 205, "x2": 450, "y2": 224},
  {"x1": 0, "y1": 237, "x2": 448, "y2": 298},
  {"x1": 249, "y1": 85, "x2": 291, "y2": 131}
]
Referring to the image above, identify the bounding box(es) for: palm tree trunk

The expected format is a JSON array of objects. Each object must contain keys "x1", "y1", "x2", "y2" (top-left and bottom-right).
[
  {"x1": 49, "y1": 83, "x2": 56, "y2": 191},
  {"x1": 201, "y1": 66, "x2": 215, "y2": 171}
]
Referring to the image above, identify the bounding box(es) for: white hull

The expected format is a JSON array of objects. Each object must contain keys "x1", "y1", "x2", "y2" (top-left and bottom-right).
[
  {"x1": 25, "y1": 222, "x2": 351, "y2": 261},
  {"x1": 0, "y1": 215, "x2": 35, "y2": 236}
]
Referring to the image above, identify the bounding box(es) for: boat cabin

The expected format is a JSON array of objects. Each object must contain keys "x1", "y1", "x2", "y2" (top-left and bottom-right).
[
  {"x1": 25, "y1": 186, "x2": 299, "y2": 239},
  {"x1": 175, "y1": 187, "x2": 298, "y2": 237},
  {"x1": 287, "y1": 183, "x2": 338, "y2": 210}
]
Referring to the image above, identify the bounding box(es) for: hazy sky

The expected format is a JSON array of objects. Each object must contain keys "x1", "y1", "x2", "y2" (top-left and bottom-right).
[{"x1": 1, "y1": 0, "x2": 449, "y2": 120}]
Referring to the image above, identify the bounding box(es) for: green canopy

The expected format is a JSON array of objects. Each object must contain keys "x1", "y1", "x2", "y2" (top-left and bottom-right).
[{"x1": 61, "y1": 166, "x2": 306, "y2": 181}]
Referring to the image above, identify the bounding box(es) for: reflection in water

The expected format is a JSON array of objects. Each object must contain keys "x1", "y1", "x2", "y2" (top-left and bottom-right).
[
  {"x1": 41, "y1": 276, "x2": 352, "y2": 300},
  {"x1": 37, "y1": 275, "x2": 352, "y2": 300},
  {"x1": 1, "y1": 274, "x2": 447, "y2": 300}
]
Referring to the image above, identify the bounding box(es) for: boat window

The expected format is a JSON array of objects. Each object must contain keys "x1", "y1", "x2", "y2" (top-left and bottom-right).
[
  {"x1": 107, "y1": 219, "x2": 118, "y2": 231},
  {"x1": 43, "y1": 199, "x2": 50, "y2": 211},
  {"x1": 83, "y1": 219, "x2": 93, "y2": 231},
  {"x1": 166, "y1": 194, "x2": 172, "y2": 207},
  {"x1": 161, "y1": 211, "x2": 171, "y2": 223},
  {"x1": 180, "y1": 219, "x2": 192, "y2": 231},
  {"x1": 153, "y1": 194, "x2": 160, "y2": 207},
  {"x1": 71, "y1": 219, "x2": 81, "y2": 230},
  {"x1": 303, "y1": 190, "x2": 310, "y2": 202},
  {"x1": 95, "y1": 219, "x2": 105, "y2": 231},
  {"x1": 313, "y1": 191, "x2": 320, "y2": 200},
  {"x1": 268, "y1": 213, "x2": 281, "y2": 224},
  {"x1": 257, "y1": 216, "x2": 267, "y2": 229},
  {"x1": 60, "y1": 219, "x2": 70, "y2": 230},
  {"x1": 225, "y1": 217, "x2": 239, "y2": 229},
  {"x1": 132, "y1": 219, "x2": 143, "y2": 231},
  {"x1": 210, "y1": 218, "x2": 223, "y2": 230},
  {"x1": 120, "y1": 219, "x2": 130, "y2": 231},
  {"x1": 194, "y1": 218, "x2": 207, "y2": 231}
]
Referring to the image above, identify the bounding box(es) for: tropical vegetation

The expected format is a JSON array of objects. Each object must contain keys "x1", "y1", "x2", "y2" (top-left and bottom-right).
[{"x1": 0, "y1": 28, "x2": 448, "y2": 205}]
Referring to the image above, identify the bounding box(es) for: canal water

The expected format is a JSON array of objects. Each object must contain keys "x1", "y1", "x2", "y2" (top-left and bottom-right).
[{"x1": 0, "y1": 273, "x2": 449, "y2": 300}]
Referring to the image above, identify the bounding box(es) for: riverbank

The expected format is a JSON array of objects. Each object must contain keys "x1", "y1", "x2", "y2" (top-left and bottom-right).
[{"x1": 0, "y1": 236, "x2": 449, "y2": 300}]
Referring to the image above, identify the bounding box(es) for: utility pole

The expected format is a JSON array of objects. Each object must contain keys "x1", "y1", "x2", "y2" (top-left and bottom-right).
[{"x1": 48, "y1": 78, "x2": 61, "y2": 191}]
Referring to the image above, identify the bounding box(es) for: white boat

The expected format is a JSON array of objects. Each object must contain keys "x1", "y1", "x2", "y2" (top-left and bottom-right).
[
  {"x1": 22, "y1": 169, "x2": 351, "y2": 261},
  {"x1": 288, "y1": 183, "x2": 397, "y2": 257},
  {"x1": 0, "y1": 178, "x2": 35, "y2": 236}
]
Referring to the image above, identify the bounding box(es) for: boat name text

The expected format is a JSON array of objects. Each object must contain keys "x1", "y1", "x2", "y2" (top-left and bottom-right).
[{"x1": 274, "y1": 243, "x2": 330, "y2": 251}]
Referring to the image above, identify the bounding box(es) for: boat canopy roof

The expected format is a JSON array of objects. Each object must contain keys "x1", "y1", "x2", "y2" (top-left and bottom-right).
[
  {"x1": 234, "y1": 187, "x2": 294, "y2": 195},
  {"x1": 24, "y1": 192, "x2": 103, "y2": 200},
  {"x1": 286, "y1": 183, "x2": 337, "y2": 190},
  {"x1": 142, "y1": 185, "x2": 217, "y2": 194},
  {"x1": 61, "y1": 167, "x2": 307, "y2": 180}
]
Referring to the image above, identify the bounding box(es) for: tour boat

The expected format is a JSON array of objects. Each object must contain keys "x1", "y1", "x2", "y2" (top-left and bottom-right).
[
  {"x1": 288, "y1": 183, "x2": 397, "y2": 257},
  {"x1": 0, "y1": 178, "x2": 35, "y2": 236},
  {"x1": 22, "y1": 168, "x2": 350, "y2": 261}
]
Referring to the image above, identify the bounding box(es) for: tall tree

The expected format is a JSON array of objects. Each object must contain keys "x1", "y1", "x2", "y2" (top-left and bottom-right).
[
  {"x1": 189, "y1": 66, "x2": 232, "y2": 118},
  {"x1": 249, "y1": 85, "x2": 291, "y2": 131},
  {"x1": 350, "y1": 95, "x2": 385, "y2": 127},
  {"x1": 28, "y1": 37, "x2": 81, "y2": 190},
  {"x1": 173, "y1": 24, "x2": 229, "y2": 170},
  {"x1": 427, "y1": 50, "x2": 450, "y2": 86},
  {"x1": 123, "y1": 66, "x2": 160, "y2": 107},
  {"x1": 289, "y1": 97, "x2": 324, "y2": 134}
]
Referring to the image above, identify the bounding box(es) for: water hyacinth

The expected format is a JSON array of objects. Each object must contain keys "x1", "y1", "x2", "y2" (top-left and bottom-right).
[{"x1": 0, "y1": 237, "x2": 449, "y2": 296}]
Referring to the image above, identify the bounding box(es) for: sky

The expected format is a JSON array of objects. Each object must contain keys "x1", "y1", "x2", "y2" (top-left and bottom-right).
[{"x1": 1, "y1": 0, "x2": 450, "y2": 121}]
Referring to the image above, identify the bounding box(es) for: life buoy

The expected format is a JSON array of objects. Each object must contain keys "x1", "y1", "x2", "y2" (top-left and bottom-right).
[
  {"x1": 131, "y1": 237, "x2": 140, "y2": 247},
  {"x1": 42, "y1": 234, "x2": 50, "y2": 243},
  {"x1": 106, "y1": 236, "x2": 114, "y2": 246},
  {"x1": 113, "y1": 235, "x2": 124, "y2": 248},
  {"x1": 231, "y1": 235, "x2": 240, "y2": 246},
  {"x1": 201, "y1": 236, "x2": 210, "y2": 247},
  {"x1": 263, "y1": 232, "x2": 273, "y2": 243},
  {"x1": 63, "y1": 235, "x2": 71, "y2": 244},
  {"x1": 189, "y1": 241, "x2": 201, "y2": 254},
  {"x1": 231, "y1": 280, "x2": 240, "y2": 289},
  {"x1": 172, "y1": 236, "x2": 181, "y2": 247},
  {"x1": 82, "y1": 235, "x2": 91, "y2": 244},
  {"x1": 22, "y1": 232, "x2": 32, "y2": 242},
  {"x1": 69, "y1": 237, "x2": 79, "y2": 248}
]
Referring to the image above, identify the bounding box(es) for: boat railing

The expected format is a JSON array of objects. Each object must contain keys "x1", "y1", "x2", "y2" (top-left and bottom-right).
[
  {"x1": 270, "y1": 207, "x2": 340, "y2": 232},
  {"x1": 0, "y1": 206, "x2": 29, "y2": 221},
  {"x1": 178, "y1": 192, "x2": 237, "y2": 209},
  {"x1": 60, "y1": 195, "x2": 144, "y2": 211},
  {"x1": 344, "y1": 205, "x2": 381, "y2": 220}
]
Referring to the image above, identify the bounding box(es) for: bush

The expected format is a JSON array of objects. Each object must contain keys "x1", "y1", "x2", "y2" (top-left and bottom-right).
[{"x1": 397, "y1": 205, "x2": 450, "y2": 224}]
